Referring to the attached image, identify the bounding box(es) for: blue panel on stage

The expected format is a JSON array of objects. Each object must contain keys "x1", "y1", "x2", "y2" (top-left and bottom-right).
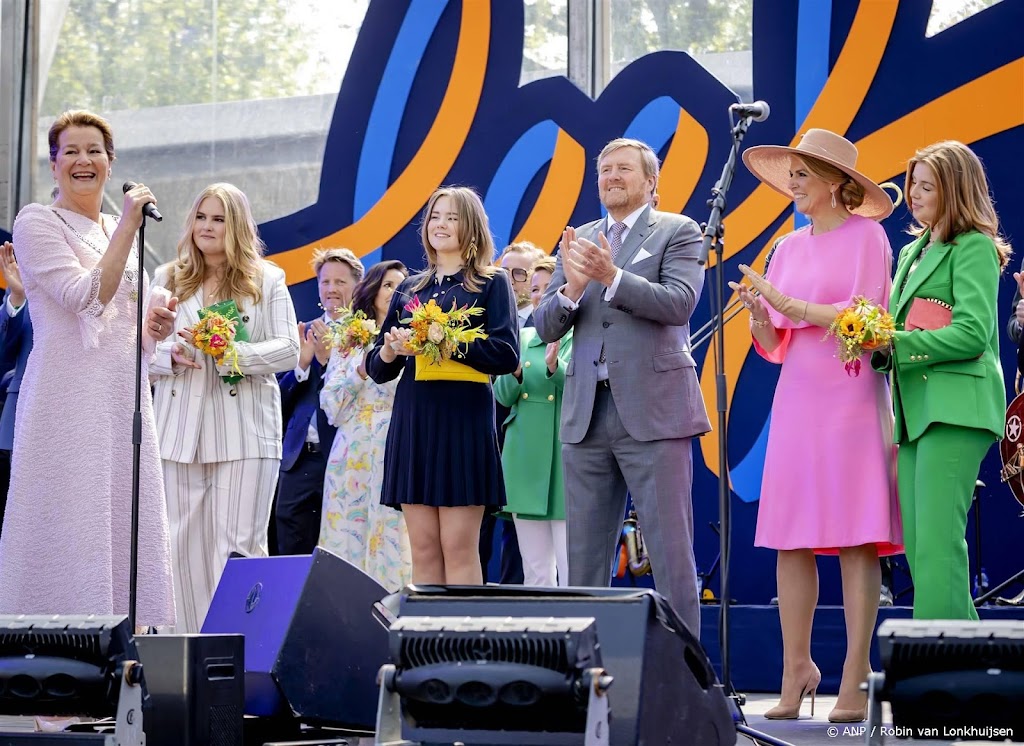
[{"x1": 202, "y1": 554, "x2": 313, "y2": 716}]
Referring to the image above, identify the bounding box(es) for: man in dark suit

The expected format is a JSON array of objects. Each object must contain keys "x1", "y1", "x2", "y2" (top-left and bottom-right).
[
  {"x1": 0, "y1": 241, "x2": 31, "y2": 540},
  {"x1": 275, "y1": 248, "x2": 363, "y2": 555},
  {"x1": 534, "y1": 138, "x2": 711, "y2": 633}
]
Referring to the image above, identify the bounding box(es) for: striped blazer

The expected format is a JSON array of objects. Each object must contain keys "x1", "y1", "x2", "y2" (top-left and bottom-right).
[{"x1": 150, "y1": 262, "x2": 300, "y2": 463}]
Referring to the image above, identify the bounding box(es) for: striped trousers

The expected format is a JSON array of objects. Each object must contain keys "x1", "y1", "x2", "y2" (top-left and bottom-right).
[{"x1": 164, "y1": 458, "x2": 279, "y2": 633}]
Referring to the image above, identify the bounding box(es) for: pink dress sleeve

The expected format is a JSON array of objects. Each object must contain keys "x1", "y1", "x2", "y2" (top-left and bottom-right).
[
  {"x1": 753, "y1": 218, "x2": 893, "y2": 364},
  {"x1": 12, "y1": 203, "x2": 107, "y2": 347}
]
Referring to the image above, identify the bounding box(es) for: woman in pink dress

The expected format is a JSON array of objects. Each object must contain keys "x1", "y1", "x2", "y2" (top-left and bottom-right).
[
  {"x1": 729, "y1": 130, "x2": 902, "y2": 724},
  {"x1": 0, "y1": 110, "x2": 176, "y2": 628}
]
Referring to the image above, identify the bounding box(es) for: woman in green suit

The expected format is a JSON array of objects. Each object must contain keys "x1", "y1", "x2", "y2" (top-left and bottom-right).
[
  {"x1": 872, "y1": 141, "x2": 1012, "y2": 619},
  {"x1": 494, "y1": 255, "x2": 571, "y2": 586}
]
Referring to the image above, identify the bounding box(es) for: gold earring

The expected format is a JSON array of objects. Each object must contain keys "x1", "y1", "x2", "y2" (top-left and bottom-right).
[{"x1": 831, "y1": 190, "x2": 837, "y2": 209}]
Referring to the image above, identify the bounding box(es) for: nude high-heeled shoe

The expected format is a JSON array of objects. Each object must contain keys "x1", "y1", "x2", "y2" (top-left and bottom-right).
[
  {"x1": 828, "y1": 706, "x2": 867, "y2": 723},
  {"x1": 764, "y1": 665, "x2": 821, "y2": 720}
]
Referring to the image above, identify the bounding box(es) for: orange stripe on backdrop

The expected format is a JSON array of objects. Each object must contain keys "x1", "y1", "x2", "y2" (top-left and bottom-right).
[
  {"x1": 713, "y1": 0, "x2": 898, "y2": 268},
  {"x1": 512, "y1": 129, "x2": 586, "y2": 253},
  {"x1": 855, "y1": 58, "x2": 1024, "y2": 185},
  {"x1": 698, "y1": 217, "x2": 794, "y2": 482},
  {"x1": 273, "y1": 1, "x2": 491, "y2": 284},
  {"x1": 657, "y1": 107, "x2": 710, "y2": 217}
]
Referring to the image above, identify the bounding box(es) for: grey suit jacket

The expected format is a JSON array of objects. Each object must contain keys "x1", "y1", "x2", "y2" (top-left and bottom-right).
[{"x1": 533, "y1": 206, "x2": 712, "y2": 444}]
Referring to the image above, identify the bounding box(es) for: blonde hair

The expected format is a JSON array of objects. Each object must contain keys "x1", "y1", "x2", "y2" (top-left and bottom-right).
[
  {"x1": 905, "y1": 141, "x2": 1012, "y2": 270},
  {"x1": 311, "y1": 247, "x2": 364, "y2": 281},
  {"x1": 796, "y1": 154, "x2": 866, "y2": 211},
  {"x1": 498, "y1": 241, "x2": 544, "y2": 263},
  {"x1": 532, "y1": 255, "x2": 556, "y2": 274},
  {"x1": 166, "y1": 183, "x2": 266, "y2": 308},
  {"x1": 597, "y1": 138, "x2": 660, "y2": 183},
  {"x1": 49, "y1": 110, "x2": 115, "y2": 162},
  {"x1": 413, "y1": 186, "x2": 498, "y2": 293}
]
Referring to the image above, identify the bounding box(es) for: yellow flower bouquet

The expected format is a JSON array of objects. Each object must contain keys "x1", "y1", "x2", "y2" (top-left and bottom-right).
[
  {"x1": 192, "y1": 299, "x2": 247, "y2": 383},
  {"x1": 324, "y1": 309, "x2": 379, "y2": 356},
  {"x1": 400, "y1": 295, "x2": 489, "y2": 382},
  {"x1": 826, "y1": 296, "x2": 895, "y2": 376}
]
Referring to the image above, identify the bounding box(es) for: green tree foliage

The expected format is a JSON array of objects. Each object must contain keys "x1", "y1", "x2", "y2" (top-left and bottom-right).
[
  {"x1": 610, "y1": 0, "x2": 752, "y2": 72},
  {"x1": 42, "y1": 0, "x2": 320, "y2": 115}
]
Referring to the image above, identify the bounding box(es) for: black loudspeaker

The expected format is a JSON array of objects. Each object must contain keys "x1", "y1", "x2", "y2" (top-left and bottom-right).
[
  {"x1": 399, "y1": 586, "x2": 736, "y2": 746},
  {"x1": 201, "y1": 548, "x2": 389, "y2": 729},
  {"x1": 876, "y1": 619, "x2": 1024, "y2": 739},
  {"x1": 134, "y1": 633, "x2": 244, "y2": 746}
]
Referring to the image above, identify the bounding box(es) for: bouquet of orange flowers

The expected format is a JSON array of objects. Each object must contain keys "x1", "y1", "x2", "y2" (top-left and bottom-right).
[
  {"x1": 191, "y1": 300, "x2": 246, "y2": 383},
  {"x1": 400, "y1": 295, "x2": 488, "y2": 365},
  {"x1": 323, "y1": 309, "x2": 379, "y2": 356},
  {"x1": 826, "y1": 296, "x2": 896, "y2": 376}
]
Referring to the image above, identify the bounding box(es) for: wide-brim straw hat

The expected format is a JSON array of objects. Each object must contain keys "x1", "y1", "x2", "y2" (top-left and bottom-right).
[{"x1": 742, "y1": 128, "x2": 894, "y2": 220}]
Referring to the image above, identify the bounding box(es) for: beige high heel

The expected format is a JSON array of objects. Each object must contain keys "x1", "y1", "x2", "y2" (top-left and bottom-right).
[{"x1": 764, "y1": 665, "x2": 821, "y2": 720}]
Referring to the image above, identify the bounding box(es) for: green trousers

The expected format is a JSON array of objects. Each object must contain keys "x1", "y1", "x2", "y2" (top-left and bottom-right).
[{"x1": 897, "y1": 422, "x2": 994, "y2": 620}]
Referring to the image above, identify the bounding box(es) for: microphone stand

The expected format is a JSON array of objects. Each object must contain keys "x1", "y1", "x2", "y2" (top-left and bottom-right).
[
  {"x1": 128, "y1": 214, "x2": 148, "y2": 632},
  {"x1": 699, "y1": 111, "x2": 793, "y2": 746}
]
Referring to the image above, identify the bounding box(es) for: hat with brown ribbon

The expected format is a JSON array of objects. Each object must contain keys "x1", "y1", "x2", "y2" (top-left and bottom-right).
[{"x1": 742, "y1": 128, "x2": 895, "y2": 220}]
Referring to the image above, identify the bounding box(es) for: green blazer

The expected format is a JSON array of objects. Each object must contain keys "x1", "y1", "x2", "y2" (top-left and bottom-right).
[
  {"x1": 493, "y1": 327, "x2": 572, "y2": 520},
  {"x1": 872, "y1": 230, "x2": 1004, "y2": 443}
]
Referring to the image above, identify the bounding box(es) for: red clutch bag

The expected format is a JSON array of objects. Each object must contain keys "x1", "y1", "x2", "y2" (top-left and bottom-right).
[{"x1": 905, "y1": 298, "x2": 952, "y2": 331}]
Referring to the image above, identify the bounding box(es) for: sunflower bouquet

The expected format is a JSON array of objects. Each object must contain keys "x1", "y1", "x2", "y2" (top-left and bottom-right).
[
  {"x1": 323, "y1": 309, "x2": 379, "y2": 356},
  {"x1": 191, "y1": 299, "x2": 247, "y2": 383},
  {"x1": 826, "y1": 296, "x2": 896, "y2": 376}
]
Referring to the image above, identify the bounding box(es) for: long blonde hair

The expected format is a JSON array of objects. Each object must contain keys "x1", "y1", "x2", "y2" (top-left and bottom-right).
[
  {"x1": 166, "y1": 183, "x2": 266, "y2": 307},
  {"x1": 412, "y1": 186, "x2": 497, "y2": 293},
  {"x1": 905, "y1": 141, "x2": 1012, "y2": 270}
]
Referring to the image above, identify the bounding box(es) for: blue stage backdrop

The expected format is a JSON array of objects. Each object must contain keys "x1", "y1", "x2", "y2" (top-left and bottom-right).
[{"x1": 6, "y1": 1, "x2": 1024, "y2": 606}]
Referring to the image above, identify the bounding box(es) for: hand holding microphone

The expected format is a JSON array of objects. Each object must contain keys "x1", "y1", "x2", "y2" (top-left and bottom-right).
[{"x1": 122, "y1": 181, "x2": 163, "y2": 222}]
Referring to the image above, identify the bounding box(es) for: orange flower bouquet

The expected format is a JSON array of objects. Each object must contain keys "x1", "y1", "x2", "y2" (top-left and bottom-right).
[
  {"x1": 826, "y1": 296, "x2": 895, "y2": 376},
  {"x1": 191, "y1": 300, "x2": 246, "y2": 383},
  {"x1": 324, "y1": 309, "x2": 379, "y2": 356},
  {"x1": 400, "y1": 296, "x2": 489, "y2": 382}
]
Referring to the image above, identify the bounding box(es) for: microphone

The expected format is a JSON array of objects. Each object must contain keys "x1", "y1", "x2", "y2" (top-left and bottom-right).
[
  {"x1": 122, "y1": 181, "x2": 163, "y2": 222},
  {"x1": 729, "y1": 100, "x2": 771, "y2": 123}
]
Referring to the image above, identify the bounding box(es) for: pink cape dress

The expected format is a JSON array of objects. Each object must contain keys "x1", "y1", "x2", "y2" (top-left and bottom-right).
[{"x1": 753, "y1": 215, "x2": 903, "y2": 555}]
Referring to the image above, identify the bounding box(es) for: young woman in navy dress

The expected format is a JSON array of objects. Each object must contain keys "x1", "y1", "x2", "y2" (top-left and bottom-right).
[{"x1": 366, "y1": 186, "x2": 519, "y2": 584}]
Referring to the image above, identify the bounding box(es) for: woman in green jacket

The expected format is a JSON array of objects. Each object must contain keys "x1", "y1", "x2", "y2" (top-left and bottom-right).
[
  {"x1": 873, "y1": 140, "x2": 1012, "y2": 619},
  {"x1": 494, "y1": 255, "x2": 571, "y2": 586}
]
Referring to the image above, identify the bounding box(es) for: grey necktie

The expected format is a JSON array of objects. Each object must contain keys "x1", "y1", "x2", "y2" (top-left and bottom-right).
[
  {"x1": 598, "y1": 222, "x2": 627, "y2": 368},
  {"x1": 609, "y1": 221, "x2": 626, "y2": 261}
]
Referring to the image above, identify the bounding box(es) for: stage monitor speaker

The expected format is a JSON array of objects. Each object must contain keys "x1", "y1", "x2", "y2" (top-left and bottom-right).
[
  {"x1": 134, "y1": 633, "x2": 244, "y2": 746},
  {"x1": 201, "y1": 548, "x2": 389, "y2": 730},
  {"x1": 398, "y1": 585, "x2": 736, "y2": 746},
  {"x1": 876, "y1": 619, "x2": 1024, "y2": 738}
]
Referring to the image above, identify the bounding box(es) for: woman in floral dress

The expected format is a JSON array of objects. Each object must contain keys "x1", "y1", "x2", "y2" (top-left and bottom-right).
[{"x1": 319, "y1": 260, "x2": 412, "y2": 590}]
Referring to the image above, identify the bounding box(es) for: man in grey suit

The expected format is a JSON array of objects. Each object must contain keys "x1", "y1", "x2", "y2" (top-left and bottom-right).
[{"x1": 533, "y1": 137, "x2": 711, "y2": 634}]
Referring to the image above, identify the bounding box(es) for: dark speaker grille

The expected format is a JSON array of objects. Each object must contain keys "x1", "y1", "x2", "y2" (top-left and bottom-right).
[
  {"x1": 209, "y1": 703, "x2": 243, "y2": 746},
  {"x1": 400, "y1": 633, "x2": 571, "y2": 672}
]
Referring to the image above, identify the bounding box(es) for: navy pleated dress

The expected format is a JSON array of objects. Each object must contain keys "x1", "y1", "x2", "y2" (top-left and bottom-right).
[{"x1": 366, "y1": 270, "x2": 520, "y2": 508}]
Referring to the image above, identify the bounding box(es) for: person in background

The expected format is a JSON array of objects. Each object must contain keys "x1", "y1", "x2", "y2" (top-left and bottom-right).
[
  {"x1": 276, "y1": 248, "x2": 364, "y2": 555},
  {"x1": 319, "y1": 260, "x2": 412, "y2": 590},
  {"x1": 872, "y1": 141, "x2": 1009, "y2": 621},
  {"x1": 151, "y1": 182, "x2": 299, "y2": 632},
  {"x1": 477, "y1": 241, "x2": 543, "y2": 584},
  {"x1": 733, "y1": 129, "x2": 902, "y2": 723},
  {"x1": 0, "y1": 109, "x2": 177, "y2": 628},
  {"x1": 494, "y1": 254, "x2": 570, "y2": 586},
  {"x1": 366, "y1": 186, "x2": 519, "y2": 584},
  {"x1": 0, "y1": 241, "x2": 30, "y2": 541}
]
